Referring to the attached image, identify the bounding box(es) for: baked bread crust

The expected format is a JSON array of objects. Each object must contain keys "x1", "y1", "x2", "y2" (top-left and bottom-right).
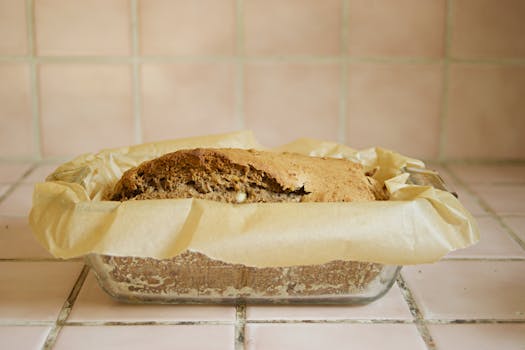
[{"x1": 110, "y1": 148, "x2": 375, "y2": 203}]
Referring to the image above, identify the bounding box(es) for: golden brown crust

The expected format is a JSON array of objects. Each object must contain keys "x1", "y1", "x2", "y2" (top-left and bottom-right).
[{"x1": 110, "y1": 148, "x2": 376, "y2": 203}]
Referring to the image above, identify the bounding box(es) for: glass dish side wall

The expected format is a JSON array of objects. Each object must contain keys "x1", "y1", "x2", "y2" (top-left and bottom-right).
[{"x1": 85, "y1": 253, "x2": 401, "y2": 304}]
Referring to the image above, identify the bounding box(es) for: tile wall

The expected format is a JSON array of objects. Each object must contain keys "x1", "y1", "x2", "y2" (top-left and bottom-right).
[{"x1": 0, "y1": 0, "x2": 524, "y2": 161}]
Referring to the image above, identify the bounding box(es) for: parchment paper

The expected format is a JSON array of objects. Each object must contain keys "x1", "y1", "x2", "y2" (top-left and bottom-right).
[{"x1": 29, "y1": 131, "x2": 479, "y2": 266}]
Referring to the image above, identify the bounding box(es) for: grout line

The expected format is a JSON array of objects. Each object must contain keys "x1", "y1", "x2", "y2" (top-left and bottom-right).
[
  {"x1": 234, "y1": 303, "x2": 247, "y2": 350},
  {"x1": 1, "y1": 318, "x2": 519, "y2": 328},
  {"x1": 2, "y1": 55, "x2": 524, "y2": 65},
  {"x1": 443, "y1": 165, "x2": 525, "y2": 251},
  {"x1": 338, "y1": 0, "x2": 350, "y2": 144},
  {"x1": 438, "y1": 0, "x2": 453, "y2": 161},
  {"x1": 235, "y1": 0, "x2": 245, "y2": 130},
  {"x1": 1, "y1": 54, "x2": 525, "y2": 65},
  {"x1": 451, "y1": 57, "x2": 525, "y2": 65},
  {"x1": 0, "y1": 55, "x2": 442, "y2": 64},
  {"x1": 245, "y1": 318, "x2": 525, "y2": 324},
  {"x1": 246, "y1": 319, "x2": 414, "y2": 324},
  {"x1": 426, "y1": 319, "x2": 525, "y2": 324},
  {"x1": 0, "y1": 321, "x2": 56, "y2": 327},
  {"x1": 63, "y1": 321, "x2": 234, "y2": 326},
  {"x1": 42, "y1": 265, "x2": 90, "y2": 350},
  {"x1": 130, "y1": 0, "x2": 142, "y2": 144},
  {"x1": 26, "y1": 0, "x2": 42, "y2": 161},
  {"x1": 396, "y1": 276, "x2": 437, "y2": 350}
]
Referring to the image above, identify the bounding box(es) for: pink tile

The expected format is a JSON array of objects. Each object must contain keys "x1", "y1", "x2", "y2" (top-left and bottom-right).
[
  {"x1": 451, "y1": 0, "x2": 525, "y2": 59},
  {"x1": 347, "y1": 0, "x2": 445, "y2": 57},
  {"x1": 402, "y1": 261, "x2": 525, "y2": 320},
  {"x1": 141, "y1": 63, "x2": 236, "y2": 142},
  {"x1": 245, "y1": 324, "x2": 426, "y2": 350},
  {"x1": 39, "y1": 64, "x2": 134, "y2": 157},
  {"x1": 503, "y1": 217, "x2": 525, "y2": 243},
  {"x1": 0, "y1": 63, "x2": 34, "y2": 157},
  {"x1": 54, "y1": 325, "x2": 234, "y2": 350},
  {"x1": 35, "y1": 0, "x2": 130, "y2": 55},
  {"x1": 444, "y1": 64, "x2": 525, "y2": 160},
  {"x1": 471, "y1": 185, "x2": 525, "y2": 215},
  {"x1": 0, "y1": 262, "x2": 83, "y2": 321},
  {"x1": 139, "y1": 0, "x2": 235, "y2": 55},
  {"x1": 247, "y1": 284, "x2": 411, "y2": 320},
  {"x1": 448, "y1": 164, "x2": 525, "y2": 185},
  {"x1": 244, "y1": 0, "x2": 341, "y2": 55},
  {"x1": 428, "y1": 324, "x2": 525, "y2": 350},
  {"x1": 446, "y1": 217, "x2": 524, "y2": 258},
  {"x1": 69, "y1": 272, "x2": 236, "y2": 322},
  {"x1": 0, "y1": 326, "x2": 51, "y2": 350},
  {"x1": 245, "y1": 63, "x2": 339, "y2": 147},
  {"x1": 346, "y1": 63, "x2": 443, "y2": 159},
  {"x1": 0, "y1": 216, "x2": 52, "y2": 259},
  {"x1": 22, "y1": 164, "x2": 60, "y2": 183},
  {"x1": 0, "y1": 163, "x2": 31, "y2": 183},
  {"x1": 0, "y1": 184, "x2": 34, "y2": 216},
  {"x1": 0, "y1": 0, "x2": 28, "y2": 55}
]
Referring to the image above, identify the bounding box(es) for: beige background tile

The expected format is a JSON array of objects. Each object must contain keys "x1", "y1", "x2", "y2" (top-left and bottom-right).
[
  {"x1": 39, "y1": 64, "x2": 134, "y2": 156},
  {"x1": 451, "y1": 0, "x2": 525, "y2": 59},
  {"x1": 245, "y1": 324, "x2": 426, "y2": 350},
  {"x1": 429, "y1": 324, "x2": 525, "y2": 350},
  {"x1": 0, "y1": 64, "x2": 34, "y2": 157},
  {"x1": 0, "y1": 184, "x2": 9, "y2": 198},
  {"x1": 54, "y1": 325, "x2": 235, "y2": 350},
  {"x1": 471, "y1": 185, "x2": 525, "y2": 215},
  {"x1": 448, "y1": 164, "x2": 525, "y2": 185},
  {"x1": 0, "y1": 216, "x2": 53, "y2": 259},
  {"x1": 0, "y1": 164, "x2": 31, "y2": 183},
  {"x1": 444, "y1": 64, "x2": 525, "y2": 159},
  {"x1": 402, "y1": 261, "x2": 525, "y2": 320},
  {"x1": 503, "y1": 217, "x2": 525, "y2": 243},
  {"x1": 347, "y1": 63, "x2": 443, "y2": 159},
  {"x1": 0, "y1": 326, "x2": 51, "y2": 350},
  {"x1": 141, "y1": 63, "x2": 236, "y2": 141},
  {"x1": 140, "y1": 0, "x2": 235, "y2": 55},
  {"x1": 245, "y1": 63, "x2": 340, "y2": 147},
  {"x1": 245, "y1": 0, "x2": 341, "y2": 55},
  {"x1": 23, "y1": 164, "x2": 60, "y2": 183},
  {"x1": 35, "y1": 0, "x2": 131, "y2": 56},
  {"x1": 0, "y1": 0, "x2": 27, "y2": 55},
  {"x1": 0, "y1": 1, "x2": 524, "y2": 160},
  {"x1": 0, "y1": 261, "x2": 83, "y2": 321},
  {"x1": 454, "y1": 188, "x2": 489, "y2": 217},
  {"x1": 0, "y1": 184, "x2": 34, "y2": 216},
  {"x1": 348, "y1": 0, "x2": 445, "y2": 57}
]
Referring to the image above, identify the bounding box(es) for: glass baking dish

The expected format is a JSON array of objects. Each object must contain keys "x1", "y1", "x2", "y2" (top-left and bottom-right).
[{"x1": 85, "y1": 168, "x2": 448, "y2": 305}]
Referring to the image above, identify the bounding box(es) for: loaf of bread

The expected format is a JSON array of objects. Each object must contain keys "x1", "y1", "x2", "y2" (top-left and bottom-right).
[
  {"x1": 110, "y1": 148, "x2": 377, "y2": 203},
  {"x1": 102, "y1": 148, "x2": 386, "y2": 300}
]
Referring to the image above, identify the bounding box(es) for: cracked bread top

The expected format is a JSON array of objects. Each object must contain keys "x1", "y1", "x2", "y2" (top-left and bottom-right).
[{"x1": 110, "y1": 148, "x2": 376, "y2": 203}]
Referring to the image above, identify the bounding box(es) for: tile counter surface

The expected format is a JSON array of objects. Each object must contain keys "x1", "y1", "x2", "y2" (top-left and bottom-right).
[{"x1": 0, "y1": 162, "x2": 524, "y2": 349}]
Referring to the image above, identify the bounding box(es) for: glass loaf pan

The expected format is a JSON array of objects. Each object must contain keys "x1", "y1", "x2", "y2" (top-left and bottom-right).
[{"x1": 86, "y1": 168, "x2": 448, "y2": 305}]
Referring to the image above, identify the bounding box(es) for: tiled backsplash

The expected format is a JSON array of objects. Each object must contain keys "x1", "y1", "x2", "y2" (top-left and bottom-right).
[{"x1": 1, "y1": 0, "x2": 524, "y2": 161}]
